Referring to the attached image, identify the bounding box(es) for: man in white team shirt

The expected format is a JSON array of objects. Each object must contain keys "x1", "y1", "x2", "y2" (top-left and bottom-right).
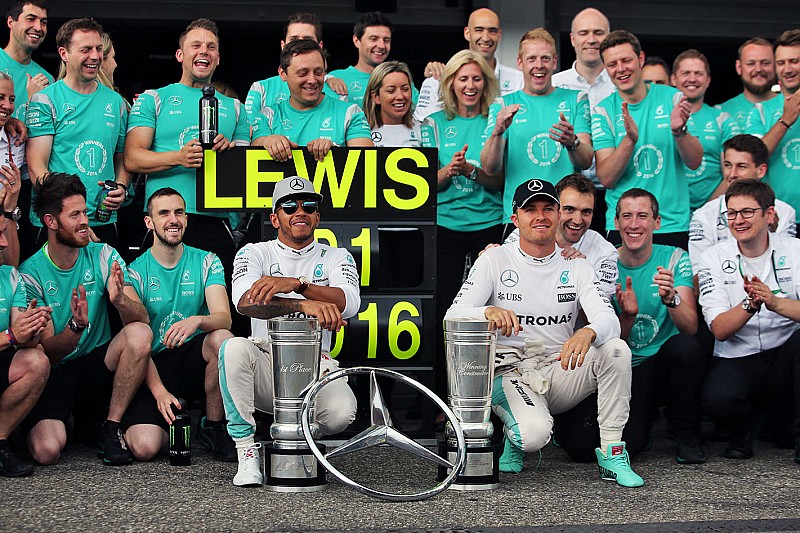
[
  {"x1": 413, "y1": 8, "x2": 523, "y2": 122},
  {"x1": 218, "y1": 176, "x2": 359, "y2": 487},
  {"x1": 504, "y1": 173, "x2": 617, "y2": 297},
  {"x1": 551, "y1": 8, "x2": 614, "y2": 233},
  {"x1": 689, "y1": 134, "x2": 796, "y2": 274},
  {"x1": 696, "y1": 179, "x2": 800, "y2": 463},
  {"x1": 446, "y1": 178, "x2": 642, "y2": 488}
]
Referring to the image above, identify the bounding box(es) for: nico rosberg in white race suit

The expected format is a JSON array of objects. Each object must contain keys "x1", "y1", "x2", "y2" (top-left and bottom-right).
[{"x1": 445, "y1": 178, "x2": 643, "y2": 487}]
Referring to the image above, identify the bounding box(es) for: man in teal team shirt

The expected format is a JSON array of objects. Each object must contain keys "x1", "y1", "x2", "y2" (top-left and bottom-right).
[
  {"x1": 716, "y1": 38, "x2": 778, "y2": 129},
  {"x1": 593, "y1": 30, "x2": 703, "y2": 249},
  {"x1": 746, "y1": 29, "x2": 800, "y2": 224},
  {"x1": 20, "y1": 172, "x2": 151, "y2": 467},
  {"x1": 124, "y1": 18, "x2": 250, "y2": 276},
  {"x1": 481, "y1": 28, "x2": 594, "y2": 224},
  {"x1": 0, "y1": 0, "x2": 51, "y2": 122},
  {"x1": 0, "y1": 214, "x2": 50, "y2": 478},
  {"x1": 244, "y1": 12, "x2": 346, "y2": 125},
  {"x1": 326, "y1": 11, "x2": 418, "y2": 109},
  {"x1": 671, "y1": 49, "x2": 741, "y2": 211},
  {"x1": 124, "y1": 188, "x2": 235, "y2": 463},
  {"x1": 26, "y1": 18, "x2": 129, "y2": 248},
  {"x1": 251, "y1": 39, "x2": 373, "y2": 162}
]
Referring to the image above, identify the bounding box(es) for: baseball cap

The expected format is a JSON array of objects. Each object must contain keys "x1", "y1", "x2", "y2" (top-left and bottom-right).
[
  {"x1": 272, "y1": 176, "x2": 324, "y2": 213},
  {"x1": 511, "y1": 179, "x2": 560, "y2": 211}
]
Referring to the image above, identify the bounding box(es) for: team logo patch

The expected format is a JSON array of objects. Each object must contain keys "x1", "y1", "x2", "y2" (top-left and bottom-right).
[
  {"x1": 445, "y1": 126, "x2": 458, "y2": 138},
  {"x1": 182, "y1": 270, "x2": 191, "y2": 282},
  {"x1": 371, "y1": 131, "x2": 383, "y2": 143},
  {"x1": 169, "y1": 96, "x2": 183, "y2": 105},
  {"x1": 350, "y1": 81, "x2": 362, "y2": 92},
  {"x1": 148, "y1": 277, "x2": 160, "y2": 290},
  {"x1": 559, "y1": 270, "x2": 570, "y2": 284},
  {"x1": 528, "y1": 179, "x2": 543, "y2": 192},
  {"x1": 500, "y1": 269, "x2": 519, "y2": 287},
  {"x1": 721, "y1": 260, "x2": 736, "y2": 274},
  {"x1": 314, "y1": 264, "x2": 324, "y2": 278},
  {"x1": 84, "y1": 269, "x2": 93, "y2": 282},
  {"x1": 290, "y1": 178, "x2": 305, "y2": 190},
  {"x1": 557, "y1": 293, "x2": 576, "y2": 303},
  {"x1": 321, "y1": 117, "x2": 332, "y2": 128},
  {"x1": 270, "y1": 263, "x2": 282, "y2": 275},
  {"x1": 62, "y1": 103, "x2": 75, "y2": 115},
  {"x1": 778, "y1": 255, "x2": 787, "y2": 268},
  {"x1": 105, "y1": 103, "x2": 113, "y2": 113},
  {"x1": 45, "y1": 280, "x2": 58, "y2": 295}
]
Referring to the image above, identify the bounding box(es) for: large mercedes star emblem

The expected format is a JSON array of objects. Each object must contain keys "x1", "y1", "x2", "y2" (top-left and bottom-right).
[{"x1": 300, "y1": 367, "x2": 466, "y2": 501}]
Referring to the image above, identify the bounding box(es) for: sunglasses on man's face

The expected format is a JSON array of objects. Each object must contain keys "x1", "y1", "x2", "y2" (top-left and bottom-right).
[{"x1": 279, "y1": 200, "x2": 319, "y2": 215}]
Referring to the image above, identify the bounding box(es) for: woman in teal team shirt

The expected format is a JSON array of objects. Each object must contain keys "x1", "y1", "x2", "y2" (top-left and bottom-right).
[
  {"x1": 421, "y1": 49, "x2": 502, "y2": 312},
  {"x1": 421, "y1": 49, "x2": 502, "y2": 398},
  {"x1": 363, "y1": 61, "x2": 421, "y2": 147}
]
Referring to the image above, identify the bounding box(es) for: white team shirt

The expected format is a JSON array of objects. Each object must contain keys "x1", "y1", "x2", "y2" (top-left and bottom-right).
[
  {"x1": 697, "y1": 233, "x2": 800, "y2": 358},
  {"x1": 413, "y1": 61, "x2": 523, "y2": 122},
  {"x1": 231, "y1": 239, "x2": 361, "y2": 352},
  {"x1": 689, "y1": 196, "x2": 796, "y2": 273},
  {"x1": 445, "y1": 241, "x2": 620, "y2": 355},
  {"x1": 370, "y1": 122, "x2": 421, "y2": 147},
  {"x1": 552, "y1": 63, "x2": 616, "y2": 189},
  {"x1": 504, "y1": 228, "x2": 618, "y2": 297}
]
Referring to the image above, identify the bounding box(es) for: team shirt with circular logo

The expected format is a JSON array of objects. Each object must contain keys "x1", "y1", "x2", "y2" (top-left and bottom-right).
[
  {"x1": 485, "y1": 88, "x2": 591, "y2": 222},
  {"x1": 685, "y1": 104, "x2": 741, "y2": 211},
  {"x1": 592, "y1": 84, "x2": 691, "y2": 233},
  {"x1": 715, "y1": 92, "x2": 758, "y2": 130},
  {"x1": 421, "y1": 111, "x2": 502, "y2": 232},
  {"x1": 26, "y1": 81, "x2": 128, "y2": 226},
  {"x1": 0, "y1": 48, "x2": 54, "y2": 121},
  {"x1": 325, "y1": 65, "x2": 420, "y2": 110},
  {"x1": 614, "y1": 245, "x2": 693, "y2": 365},
  {"x1": 745, "y1": 94, "x2": 800, "y2": 223},
  {"x1": 19, "y1": 242, "x2": 130, "y2": 364},
  {"x1": 127, "y1": 83, "x2": 251, "y2": 217},
  {"x1": 128, "y1": 245, "x2": 226, "y2": 354},
  {"x1": 0, "y1": 265, "x2": 27, "y2": 332},
  {"x1": 251, "y1": 94, "x2": 371, "y2": 146}
]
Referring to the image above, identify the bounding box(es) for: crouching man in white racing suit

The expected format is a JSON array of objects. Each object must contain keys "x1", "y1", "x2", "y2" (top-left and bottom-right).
[
  {"x1": 445, "y1": 178, "x2": 643, "y2": 487},
  {"x1": 219, "y1": 176, "x2": 359, "y2": 487}
]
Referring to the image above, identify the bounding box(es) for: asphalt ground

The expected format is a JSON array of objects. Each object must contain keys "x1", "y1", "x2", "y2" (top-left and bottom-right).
[{"x1": 1, "y1": 418, "x2": 799, "y2": 532}]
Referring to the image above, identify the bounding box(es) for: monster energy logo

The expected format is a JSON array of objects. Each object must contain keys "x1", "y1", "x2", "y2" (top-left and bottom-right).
[{"x1": 169, "y1": 422, "x2": 191, "y2": 450}]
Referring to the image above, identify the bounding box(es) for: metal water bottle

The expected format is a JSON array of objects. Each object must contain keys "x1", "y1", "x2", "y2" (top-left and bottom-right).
[
  {"x1": 199, "y1": 84, "x2": 218, "y2": 148},
  {"x1": 94, "y1": 180, "x2": 118, "y2": 222},
  {"x1": 169, "y1": 400, "x2": 191, "y2": 466}
]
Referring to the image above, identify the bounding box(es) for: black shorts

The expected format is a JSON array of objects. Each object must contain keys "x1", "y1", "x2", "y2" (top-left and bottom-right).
[
  {"x1": 0, "y1": 347, "x2": 15, "y2": 392},
  {"x1": 123, "y1": 333, "x2": 209, "y2": 430},
  {"x1": 21, "y1": 342, "x2": 113, "y2": 433}
]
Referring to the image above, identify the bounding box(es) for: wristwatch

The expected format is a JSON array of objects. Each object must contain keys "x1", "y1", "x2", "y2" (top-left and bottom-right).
[
  {"x1": 742, "y1": 297, "x2": 759, "y2": 314},
  {"x1": 466, "y1": 166, "x2": 478, "y2": 181},
  {"x1": 67, "y1": 316, "x2": 88, "y2": 333},
  {"x1": 566, "y1": 137, "x2": 581, "y2": 152},
  {"x1": 664, "y1": 292, "x2": 681, "y2": 308},
  {"x1": 3, "y1": 207, "x2": 21, "y2": 221},
  {"x1": 673, "y1": 125, "x2": 688, "y2": 138},
  {"x1": 297, "y1": 276, "x2": 310, "y2": 294}
]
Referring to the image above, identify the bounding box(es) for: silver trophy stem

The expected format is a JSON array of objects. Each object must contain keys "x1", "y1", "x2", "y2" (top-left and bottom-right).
[
  {"x1": 264, "y1": 318, "x2": 326, "y2": 492},
  {"x1": 439, "y1": 319, "x2": 500, "y2": 490}
]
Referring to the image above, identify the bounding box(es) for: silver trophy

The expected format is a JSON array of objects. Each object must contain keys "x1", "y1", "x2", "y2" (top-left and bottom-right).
[
  {"x1": 438, "y1": 319, "x2": 499, "y2": 490},
  {"x1": 264, "y1": 318, "x2": 326, "y2": 492}
]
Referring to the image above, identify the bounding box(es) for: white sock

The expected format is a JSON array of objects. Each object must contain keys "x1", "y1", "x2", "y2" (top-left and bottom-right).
[
  {"x1": 234, "y1": 435, "x2": 255, "y2": 449},
  {"x1": 599, "y1": 429, "x2": 623, "y2": 454}
]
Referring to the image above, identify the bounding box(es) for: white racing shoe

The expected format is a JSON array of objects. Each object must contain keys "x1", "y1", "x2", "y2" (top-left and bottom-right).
[{"x1": 233, "y1": 442, "x2": 263, "y2": 487}]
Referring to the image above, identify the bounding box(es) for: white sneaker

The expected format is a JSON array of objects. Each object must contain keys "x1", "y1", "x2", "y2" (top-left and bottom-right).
[{"x1": 233, "y1": 442, "x2": 263, "y2": 487}]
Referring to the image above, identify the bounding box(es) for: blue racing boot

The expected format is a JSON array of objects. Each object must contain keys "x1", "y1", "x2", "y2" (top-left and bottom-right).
[
  {"x1": 595, "y1": 442, "x2": 644, "y2": 488},
  {"x1": 499, "y1": 437, "x2": 524, "y2": 473}
]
